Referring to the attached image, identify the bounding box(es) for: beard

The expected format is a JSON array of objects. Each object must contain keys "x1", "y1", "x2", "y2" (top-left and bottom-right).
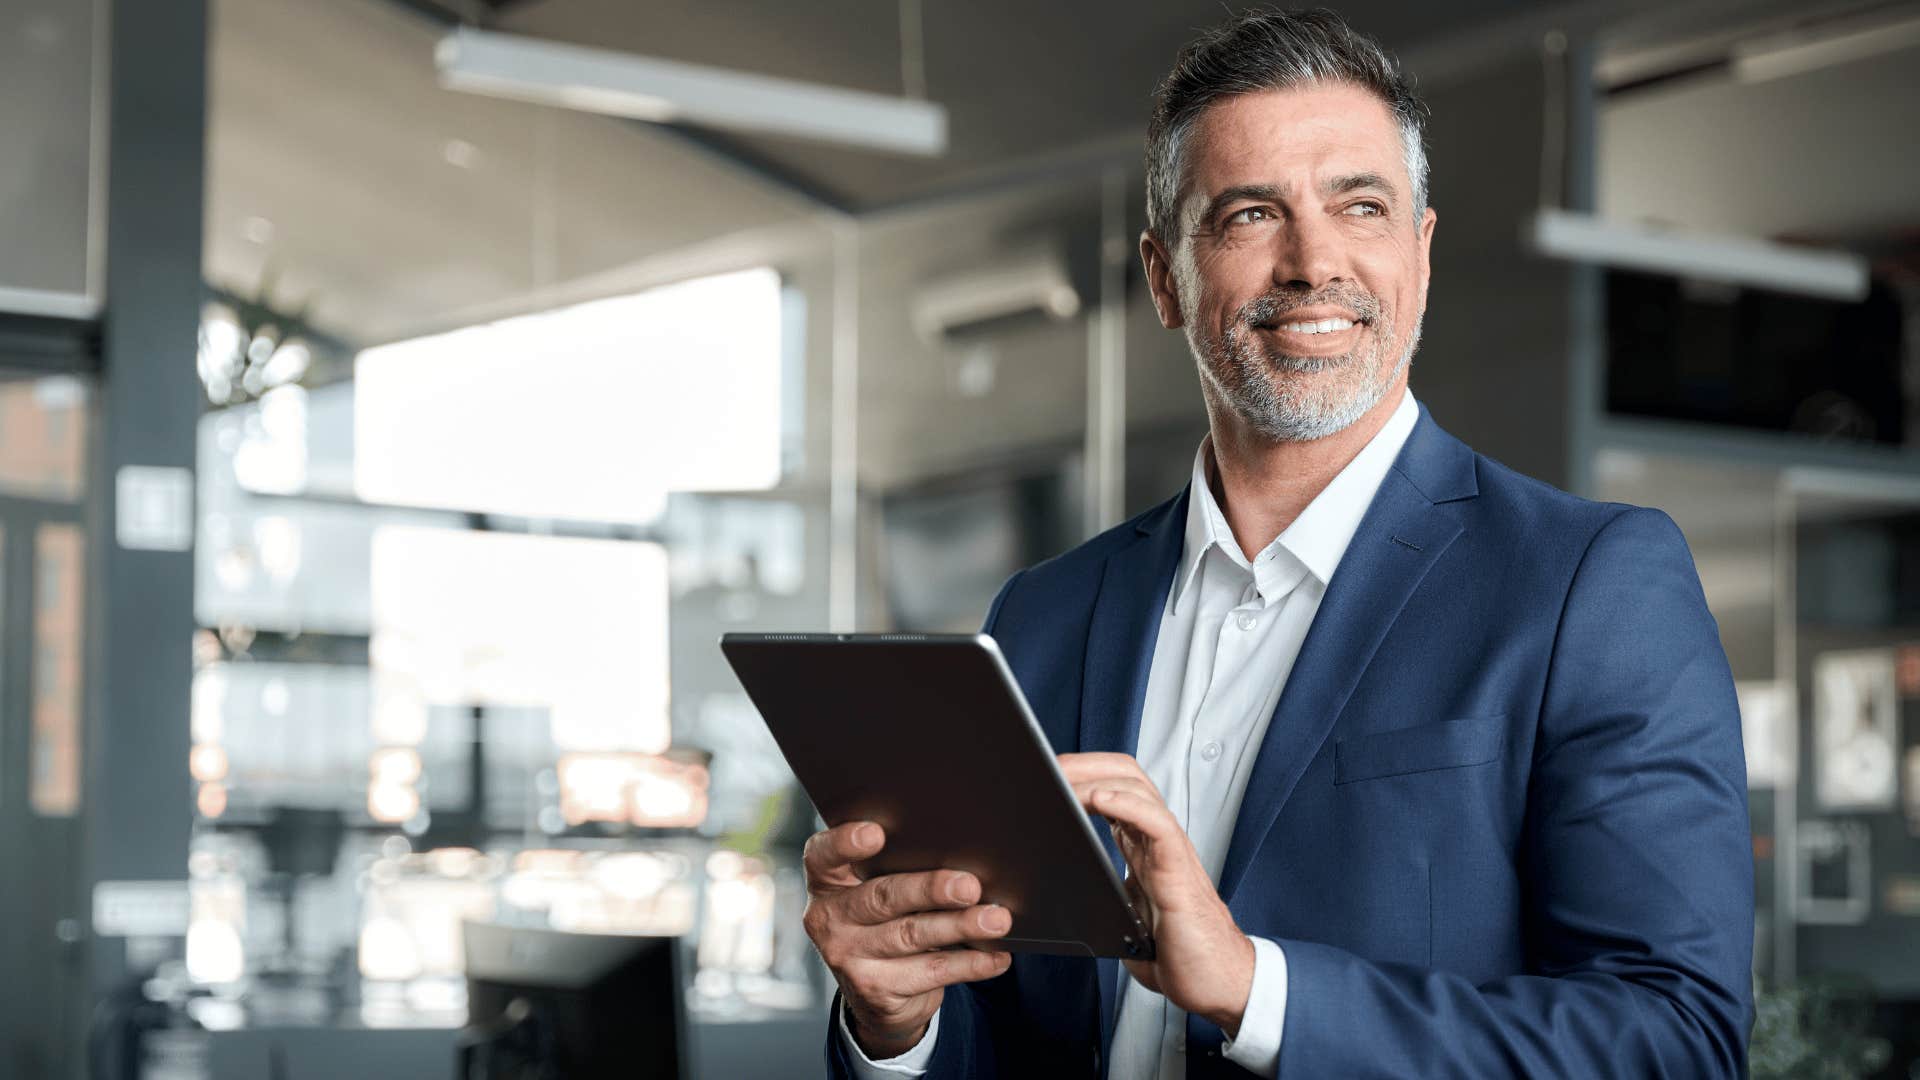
[{"x1": 1188, "y1": 283, "x2": 1420, "y2": 443}]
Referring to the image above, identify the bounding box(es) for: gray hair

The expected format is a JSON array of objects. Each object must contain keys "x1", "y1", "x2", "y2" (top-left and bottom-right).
[{"x1": 1144, "y1": 7, "x2": 1430, "y2": 244}]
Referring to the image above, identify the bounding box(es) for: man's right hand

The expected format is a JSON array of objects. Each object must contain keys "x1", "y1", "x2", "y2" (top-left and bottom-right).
[{"x1": 802, "y1": 821, "x2": 1014, "y2": 1059}]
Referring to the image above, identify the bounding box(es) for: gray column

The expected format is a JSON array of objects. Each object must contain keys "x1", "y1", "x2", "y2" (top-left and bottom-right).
[{"x1": 82, "y1": 0, "x2": 206, "y2": 1009}]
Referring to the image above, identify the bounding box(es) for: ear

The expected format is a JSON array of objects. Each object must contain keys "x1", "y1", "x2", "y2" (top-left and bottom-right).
[
  {"x1": 1139, "y1": 230, "x2": 1185, "y2": 330},
  {"x1": 1416, "y1": 206, "x2": 1437, "y2": 303}
]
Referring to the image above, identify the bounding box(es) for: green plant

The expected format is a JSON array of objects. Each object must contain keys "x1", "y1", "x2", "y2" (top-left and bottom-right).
[{"x1": 1750, "y1": 973, "x2": 1894, "y2": 1079}]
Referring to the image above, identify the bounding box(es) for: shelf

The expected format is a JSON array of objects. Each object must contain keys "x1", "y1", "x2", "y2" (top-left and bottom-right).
[{"x1": 1595, "y1": 415, "x2": 1920, "y2": 486}]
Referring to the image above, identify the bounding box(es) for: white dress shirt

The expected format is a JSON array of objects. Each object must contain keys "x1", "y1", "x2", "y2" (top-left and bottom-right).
[{"x1": 841, "y1": 389, "x2": 1421, "y2": 1079}]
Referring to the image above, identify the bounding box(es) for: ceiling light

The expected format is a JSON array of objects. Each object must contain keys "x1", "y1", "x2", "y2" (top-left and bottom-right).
[
  {"x1": 1732, "y1": 13, "x2": 1920, "y2": 84},
  {"x1": 435, "y1": 27, "x2": 947, "y2": 157},
  {"x1": 1528, "y1": 208, "x2": 1869, "y2": 302}
]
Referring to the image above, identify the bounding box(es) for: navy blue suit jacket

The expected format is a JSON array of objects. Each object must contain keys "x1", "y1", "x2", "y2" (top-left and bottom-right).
[{"x1": 827, "y1": 404, "x2": 1754, "y2": 1078}]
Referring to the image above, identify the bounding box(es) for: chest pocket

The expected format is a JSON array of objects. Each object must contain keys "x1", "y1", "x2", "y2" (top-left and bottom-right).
[{"x1": 1333, "y1": 715, "x2": 1506, "y2": 784}]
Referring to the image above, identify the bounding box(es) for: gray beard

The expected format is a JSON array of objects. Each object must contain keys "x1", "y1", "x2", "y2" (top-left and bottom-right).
[{"x1": 1193, "y1": 303, "x2": 1421, "y2": 443}]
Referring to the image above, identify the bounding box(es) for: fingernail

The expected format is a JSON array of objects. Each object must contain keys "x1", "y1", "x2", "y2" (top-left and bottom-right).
[
  {"x1": 945, "y1": 875, "x2": 970, "y2": 903},
  {"x1": 855, "y1": 823, "x2": 879, "y2": 848},
  {"x1": 982, "y1": 905, "x2": 1011, "y2": 933}
]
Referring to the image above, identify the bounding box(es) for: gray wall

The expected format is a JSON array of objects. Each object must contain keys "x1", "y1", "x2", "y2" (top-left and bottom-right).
[{"x1": 1415, "y1": 54, "x2": 1584, "y2": 491}]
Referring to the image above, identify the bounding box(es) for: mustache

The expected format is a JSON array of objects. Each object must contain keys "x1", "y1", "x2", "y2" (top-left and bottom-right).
[{"x1": 1237, "y1": 287, "x2": 1382, "y2": 329}]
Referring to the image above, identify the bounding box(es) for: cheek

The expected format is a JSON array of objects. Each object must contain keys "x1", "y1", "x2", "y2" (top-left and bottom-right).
[
  {"x1": 1173, "y1": 269, "x2": 1232, "y2": 328},
  {"x1": 1356, "y1": 249, "x2": 1423, "y2": 317},
  {"x1": 1193, "y1": 239, "x2": 1269, "y2": 285}
]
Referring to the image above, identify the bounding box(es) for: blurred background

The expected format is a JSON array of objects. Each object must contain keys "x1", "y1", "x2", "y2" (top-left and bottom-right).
[{"x1": 2, "y1": 0, "x2": 1918, "y2": 1076}]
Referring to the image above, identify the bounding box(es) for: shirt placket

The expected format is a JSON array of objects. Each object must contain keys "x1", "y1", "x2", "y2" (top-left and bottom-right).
[{"x1": 1184, "y1": 574, "x2": 1263, "y2": 870}]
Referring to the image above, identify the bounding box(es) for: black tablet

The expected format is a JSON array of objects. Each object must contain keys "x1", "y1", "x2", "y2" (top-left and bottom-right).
[{"x1": 719, "y1": 632, "x2": 1154, "y2": 960}]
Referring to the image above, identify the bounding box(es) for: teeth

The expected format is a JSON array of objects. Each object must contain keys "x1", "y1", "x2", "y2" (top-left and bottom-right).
[{"x1": 1276, "y1": 318, "x2": 1355, "y2": 334}]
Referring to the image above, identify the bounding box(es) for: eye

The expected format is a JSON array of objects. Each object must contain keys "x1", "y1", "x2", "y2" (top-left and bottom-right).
[
  {"x1": 1343, "y1": 201, "x2": 1385, "y2": 217},
  {"x1": 1226, "y1": 206, "x2": 1274, "y2": 225}
]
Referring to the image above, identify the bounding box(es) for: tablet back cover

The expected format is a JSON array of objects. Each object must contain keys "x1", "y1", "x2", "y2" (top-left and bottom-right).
[{"x1": 720, "y1": 633, "x2": 1151, "y2": 960}]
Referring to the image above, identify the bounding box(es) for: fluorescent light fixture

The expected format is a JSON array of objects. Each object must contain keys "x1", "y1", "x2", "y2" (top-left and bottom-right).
[
  {"x1": 436, "y1": 26, "x2": 948, "y2": 157},
  {"x1": 1529, "y1": 208, "x2": 1869, "y2": 301},
  {"x1": 1732, "y1": 13, "x2": 1920, "y2": 84}
]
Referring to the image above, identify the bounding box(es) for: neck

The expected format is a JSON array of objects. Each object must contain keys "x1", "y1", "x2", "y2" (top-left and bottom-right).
[{"x1": 1204, "y1": 379, "x2": 1408, "y2": 560}]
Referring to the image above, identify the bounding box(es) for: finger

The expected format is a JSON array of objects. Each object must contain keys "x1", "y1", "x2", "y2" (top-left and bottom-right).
[
  {"x1": 1087, "y1": 786, "x2": 1182, "y2": 845},
  {"x1": 858, "y1": 904, "x2": 1013, "y2": 959},
  {"x1": 1086, "y1": 787, "x2": 1212, "y2": 912},
  {"x1": 1067, "y1": 772, "x2": 1152, "y2": 834},
  {"x1": 844, "y1": 869, "x2": 980, "y2": 925},
  {"x1": 804, "y1": 821, "x2": 884, "y2": 891},
  {"x1": 1070, "y1": 777, "x2": 1160, "y2": 817},
  {"x1": 1059, "y1": 753, "x2": 1162, "y2": 796},
  {"x1": 885, "y1": 947, "x2": 1015, "y2": 996},
  {"x1": 1059, "y1": 752, "x2": 1148, "y2": 780}
]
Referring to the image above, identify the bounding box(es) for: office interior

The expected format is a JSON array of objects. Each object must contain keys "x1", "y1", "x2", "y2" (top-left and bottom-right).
[{"x1": 2, "y1": 0, "x2": 1918, "y2": 1076}]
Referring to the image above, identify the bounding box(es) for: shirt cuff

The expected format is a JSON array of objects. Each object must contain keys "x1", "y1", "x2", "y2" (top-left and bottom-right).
[
  {"x1": 1220, "y1": 936, "x2": 1288, "y2": 1076},
  {"x1": 837, "y1": 996, "x2": 940, "y2": 1078}
]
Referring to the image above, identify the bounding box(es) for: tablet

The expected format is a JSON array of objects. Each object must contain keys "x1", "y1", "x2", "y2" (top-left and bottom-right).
[{"x1": 720, "y1": 632, "x2": 1153, "y2": 961}]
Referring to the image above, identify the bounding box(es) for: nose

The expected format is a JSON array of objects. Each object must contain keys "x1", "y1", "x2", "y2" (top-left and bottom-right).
[{"x1": 1270, "y1": 212, "x2": 1345, "y2": 291}]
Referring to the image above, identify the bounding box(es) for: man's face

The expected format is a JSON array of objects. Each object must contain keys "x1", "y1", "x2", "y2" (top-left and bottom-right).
[{"x1": 1141, "y1": 82, "x2": 1437, "y2": 443}]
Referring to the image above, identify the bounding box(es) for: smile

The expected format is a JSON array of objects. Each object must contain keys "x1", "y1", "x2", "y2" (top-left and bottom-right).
[{"x1": 1272, "y1": 318, "x2": 1354, "y2": 334}]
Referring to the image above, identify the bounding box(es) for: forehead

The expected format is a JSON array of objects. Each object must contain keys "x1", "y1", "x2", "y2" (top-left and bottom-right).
[{"x1": 1180, "y1": 82, "x2": 1405, "y2": 200}]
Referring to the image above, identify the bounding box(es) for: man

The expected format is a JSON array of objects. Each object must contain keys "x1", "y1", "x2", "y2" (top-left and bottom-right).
[{"x1": 803, "y1": 8, "x2": 1754, "y2": 1077}]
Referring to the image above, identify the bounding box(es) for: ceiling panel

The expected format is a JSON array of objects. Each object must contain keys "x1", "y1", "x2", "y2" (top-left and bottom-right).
[{"x1": 205, "y1": 0, "x2": 817, "y2": 344}]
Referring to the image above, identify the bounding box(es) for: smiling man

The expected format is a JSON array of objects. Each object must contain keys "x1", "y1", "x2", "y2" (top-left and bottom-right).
[{"x1": 805, "y1": 8, "x2": 1753, "y2": 1078}]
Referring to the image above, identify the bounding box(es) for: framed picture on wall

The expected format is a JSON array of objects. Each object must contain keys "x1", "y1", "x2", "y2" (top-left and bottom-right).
[
  {"x1": 1735, "y1": 680, "x2": 1796, "y2": 788},
  {"x1": 1795, "y1": 818, "x2": 1872, "y2": 926},
  {"x1": 1813, "y1": 649, "x2": 1899, "y2": 812}
]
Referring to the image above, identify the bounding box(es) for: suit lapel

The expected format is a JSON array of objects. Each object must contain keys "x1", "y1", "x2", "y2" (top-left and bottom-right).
[
  {"x1": 1217, "y1": 406, "x2": 1476, "y2": 903},
  {"x1": 1077, "y1": 489, "x2": 1186, "y2": 1068},
  {"x1": 1078, "y1": 487, "x2": 1188, "y2": 764}
]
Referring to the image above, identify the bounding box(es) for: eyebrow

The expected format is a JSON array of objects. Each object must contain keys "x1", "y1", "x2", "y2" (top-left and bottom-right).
[{"x1": 1196, "y1": 172, "x2": 1401, "y2": 225}]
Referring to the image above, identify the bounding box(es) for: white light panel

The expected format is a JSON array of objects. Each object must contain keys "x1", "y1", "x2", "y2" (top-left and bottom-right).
[
  {"x1": 370, "y1": 526, "x2": 671, "y2": 754},
  {"x1": 355, "y1": 267, "x2": 783, "y2": 523},
  {"x1": 436, "y1": 27, "x2": 947, "y2": 158}
]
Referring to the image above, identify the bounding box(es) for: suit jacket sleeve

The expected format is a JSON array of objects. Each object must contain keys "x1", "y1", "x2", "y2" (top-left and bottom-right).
[
  {"x1": 1270, "y1": 507, "x2": 1754, "y2": 1077},
  {"x1": 823, "y1": 571, "x2": 1030, "y2": 1080}
]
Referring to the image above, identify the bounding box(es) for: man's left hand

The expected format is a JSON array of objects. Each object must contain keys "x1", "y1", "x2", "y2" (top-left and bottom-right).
[{"x1": 1060, "y1": 752, "x2": 1255, "y2": 1037}]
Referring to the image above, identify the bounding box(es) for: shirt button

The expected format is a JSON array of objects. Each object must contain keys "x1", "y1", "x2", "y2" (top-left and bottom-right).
[
  {"x1": 1234, "y1": 611, "x2": 1257, "y2": 631},
  {"x1": 1176, "y1": 1037, "x2": 1187, "y2": 1053},
  {"x1": 1200, "y1": 740, "x2": 1222, "y2": 762}
]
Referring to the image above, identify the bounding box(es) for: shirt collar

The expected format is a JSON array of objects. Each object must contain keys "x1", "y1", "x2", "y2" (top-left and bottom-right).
[{"x1": 1171, "y1": 388, "x2": 1420, "y2": 614}]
